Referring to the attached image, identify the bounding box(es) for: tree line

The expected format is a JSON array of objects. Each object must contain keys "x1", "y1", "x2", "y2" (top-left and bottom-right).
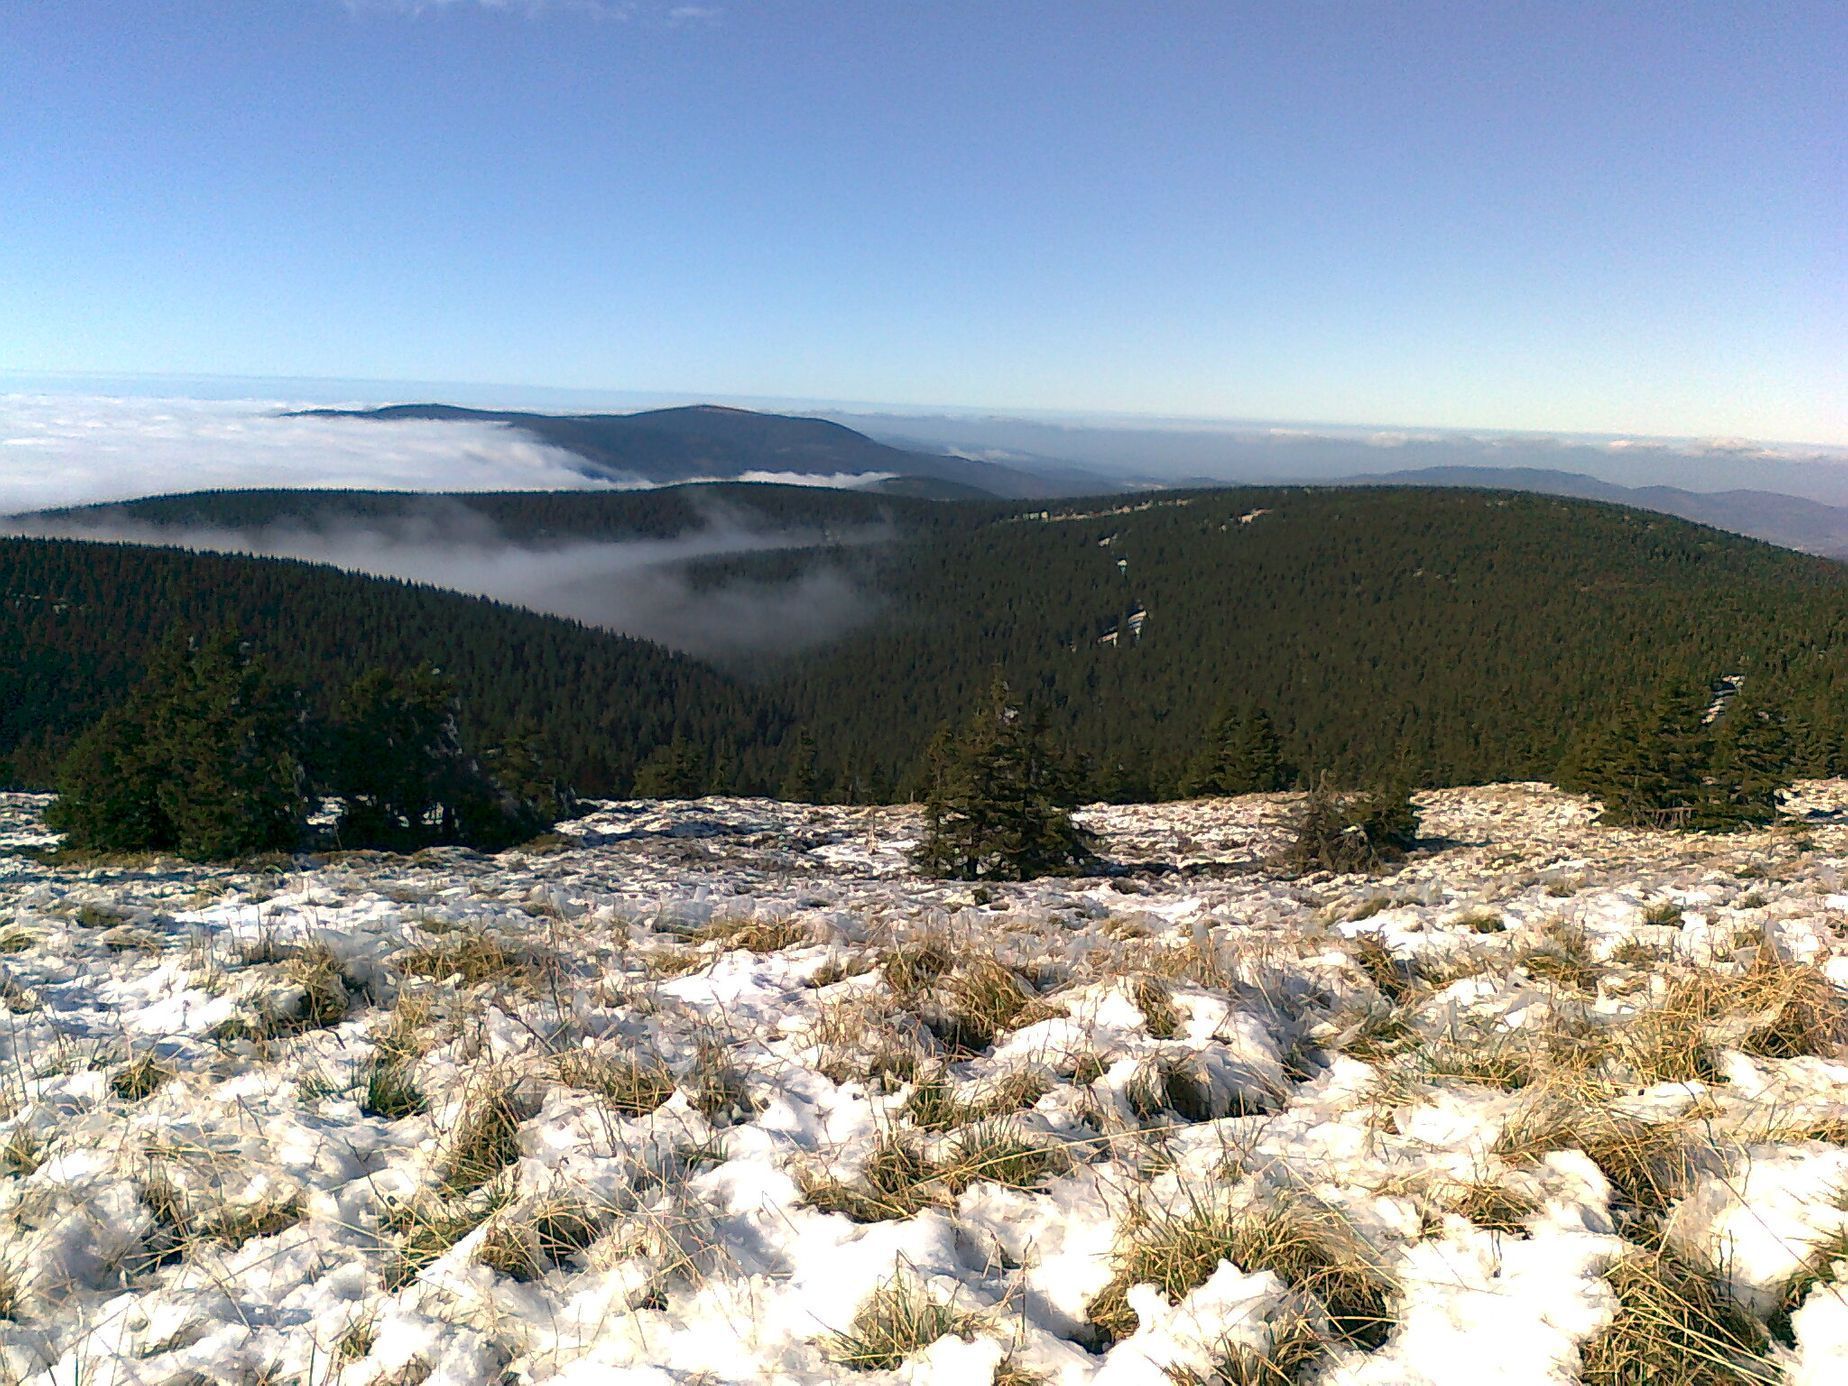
[
  {"x1": 910, "y1": 673, "x2": 1797, "y2": 882},
  {"x1": 41, "y1": 629, "x2": 1803, "y2": 868},
  {"x1": 48, "y1": 629, "x2": 575, "y2": 858}
]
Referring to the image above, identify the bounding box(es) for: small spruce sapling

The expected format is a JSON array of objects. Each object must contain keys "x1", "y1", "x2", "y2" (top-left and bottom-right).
[{"x1": 1287, "y1": 773, "x2": 1419, "y2": 873}]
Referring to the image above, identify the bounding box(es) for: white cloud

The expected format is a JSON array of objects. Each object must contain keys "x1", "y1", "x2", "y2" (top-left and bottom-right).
[
  {"x1": 0, "y1": 395, "x2": 616, "y2": 516},
  {"x1": 5, "y1": 496, "x2": 885, "y2": 659}
]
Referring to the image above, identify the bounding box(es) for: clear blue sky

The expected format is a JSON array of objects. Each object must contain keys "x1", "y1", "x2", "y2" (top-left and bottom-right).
[{"x1": 2, "y1": 1, "x2": 1841, "y2": 442}]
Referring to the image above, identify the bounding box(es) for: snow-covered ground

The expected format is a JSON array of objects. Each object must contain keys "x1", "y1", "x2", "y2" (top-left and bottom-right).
[{"x1": 2, "y1": 784, "x2": 1847, "y2": 1385}]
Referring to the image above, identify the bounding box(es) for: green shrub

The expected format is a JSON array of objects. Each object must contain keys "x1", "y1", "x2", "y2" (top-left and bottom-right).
[{"x1": 1286, "y1": 775, "x2": 1419, "y2": 873}]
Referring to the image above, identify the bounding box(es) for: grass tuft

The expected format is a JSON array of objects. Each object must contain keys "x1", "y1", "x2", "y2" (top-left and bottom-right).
[
  {"x1": 361, "y1": 996, "x2": 432, "y2": 1117},
  {"x1": 1498, "y1": 1100, "x2": 1706, "y2": 1219},
  {"x1": 1618, "y1": 951, "x2": 1848, "y2": 1086},
  {"x1": 1087, "y1": 1196, "x2": 1394, "y2": 1350},
  {"x1": 334, "y1": 1314, "x2": 378, "y2": 1363},
  {"x1": 991, "y1": 1359, "x2": 1049, "y2": 1386},
  {"x1": 902, "y1": 1067, "x2": 1052, "y2": 1131},
  {"x1": 1165, "y1": 1309, "x2": 1328, "y2": 1386},
  {"x1": 884, "y1": 940, "x2": 955, "y2": 995},
  {"x1": 530, "y1": 1198, "x2": 602, "y2": 1268},
  {"x1": 439, "y1": 1083, "x2": 524, "y2": 1196},
  {"x1": 800, "y1": 1134, "x2": 941, "y2": 1223},
  {"x1": 383, "y1": 1185, "x2": 514, "y2": 1291},
  {"x1": 553, "y1": 1049, "x2": 676, "y2": 1115},
  {"x1": 111, "y1": 1054, "x2": 174, "y2": 1103},
  {"x1": 681, "y1": 1039, "x2": 758, "y2": 1121},
  {"x1": 1127, "y1": 1055, "x2": 1219, "y2": 1123},
  {"x1": 1580, "y1": 1247, "x2": 1776, "y2": 1385},
  {"x1": 938, "y1": 1121, "x2": 1068, "y2": 1193},
  {"x1": 400, "y1": 932, "x2": 532, "y2": 988},
  {"x1": 1419, "y1": 1035, "x2": 1539, "y2": 1092},
  {"x1": 1518, "y1": 920, "x2": 1600, "y2": 990},
  {"x1": 474, "y1": 1218, "x2": 540, "y2": 1281},
  {"x1": 1, "y1": 1128, "x2": 44, "y2": 1176},
  {"x1": 1130, "y1": 974, "x2": 1184, "y2": 1039},
  {"x1": 1352, "y1": 936, "x2": 1419, "y2": 1004},
  {"x1": 693, "y1": 915, "x2": 812, "y2": 952},
  {"x1": 272, "y1": 942, "x2": 352, "y2": 1034},
  {"x1": 1449, "y1": 1177, "x2": 1541, "y2": 1236},
  {"x1": 1768, "y1": 1219, "x2": 1848, "y2": 1346},
  {"x1": 826, "y1": 1273, "x2": 984, "y2": 1372}
]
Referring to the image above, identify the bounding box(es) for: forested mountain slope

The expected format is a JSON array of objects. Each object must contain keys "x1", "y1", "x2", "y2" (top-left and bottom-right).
[
  {"x1": 11, "y1": 485, "x2": 1848, "y2": 801},
  {"x1": 24, "y1": 482, "x2": 962, "y2": 542},
  {"x1": 754, "y1": 488, "x2": 1848, "y2": 796},
  {"x1": 1346, "y1": 464, "x2": 1848, "y2": 557},
  {"x1": 0, "y1": 538, "x2": 794, "y2": 792}
]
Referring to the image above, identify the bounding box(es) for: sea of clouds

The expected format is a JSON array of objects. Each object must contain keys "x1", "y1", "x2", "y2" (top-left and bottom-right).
[
  {"x1": 0, "y1": 394, "x2": 881, "y2": 659},
  {"x1": 0, "y1": 394, "x2": 614, "y2": 515}
]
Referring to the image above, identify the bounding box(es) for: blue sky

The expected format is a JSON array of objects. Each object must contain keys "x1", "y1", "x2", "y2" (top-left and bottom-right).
[{"x1": 2, "y1": 1, "x2": 1841, "y2": 443}]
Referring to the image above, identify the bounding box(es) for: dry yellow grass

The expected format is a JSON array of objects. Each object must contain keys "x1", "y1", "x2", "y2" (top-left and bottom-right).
[
  {"x1": 692, "y1": 914, "x2": 813, "y2": 952},
  {"x1": 552, "y1": 1049, "x2": 676, "y2": 1115},
  {"x1": 439, "y1": 1082, "x2": 525, "y2": 1196},
  {"x1": 1087, "y1": 1194, "x2": 1393, "y2": 1351},
  {"x1": 1580, "y1": 1247, "x2": 1775, "y2": 1385},
  {"x1": 825, "y1": 1272, "x2": 985, "y2": 1372}
]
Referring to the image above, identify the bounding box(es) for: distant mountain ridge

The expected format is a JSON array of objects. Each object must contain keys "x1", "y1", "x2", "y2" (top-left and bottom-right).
[
  {"x1": 290, "y1": 403, "x2": 1092, "y2": 499},
  {"x1": 277, "y1": 405, "x2": 1848, "y2": 554},
  {"x1": 1344, "y1": 465, "x2": 1848, "y2": 557}
]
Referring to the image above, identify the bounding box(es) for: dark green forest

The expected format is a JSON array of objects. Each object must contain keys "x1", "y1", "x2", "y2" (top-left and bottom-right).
[
  {"x1": 10, "y1": 483, "x2": 1848, "y2": 801},
  {"x1": 0, "y1": 538, "x2": 792, "y2": 793},
  {"x1": 760, "y1": 487, "x2": 1848, "y2": 797}
]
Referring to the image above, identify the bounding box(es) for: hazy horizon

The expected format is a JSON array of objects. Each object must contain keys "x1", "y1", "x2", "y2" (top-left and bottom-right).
[
  {"x1": 8, "y1": 385, "x2": 1848, "y2": 522},
  {"x1": 4, "y1": 3, "x2": 1840, "y2": 444}
]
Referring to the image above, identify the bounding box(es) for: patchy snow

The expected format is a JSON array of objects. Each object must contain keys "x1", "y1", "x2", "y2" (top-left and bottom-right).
[{"x1": 1, "y1": 782, "x2": 1847, "y2": 1383}]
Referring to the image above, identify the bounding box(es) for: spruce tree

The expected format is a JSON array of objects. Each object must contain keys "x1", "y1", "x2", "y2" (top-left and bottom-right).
[
  {"x1": 1567, "y1": 679, "x2": 1710, "y2": 827},
  {"x1": 912, "y1": 675, "x2": 1095, "y2": 881},
  {"x1": 1286, "y1": 773, "x2": 1420, "y2": 873},
  {"x1": 328, "y1": 666, "x2": 555, "y2": 850},
  {"x1": 468, "y1": 729, "x2": 579, "y2": 847},
  {"x1": 1699, "y1": 700, "x2": 1794, "y2": 829},
  {"x1": 1186, "y1": 705, "x2": 1291, "y2": 796},
  {"x1": 1565, "y1": 678, "x2": 1794, "y2": 831},
  {"x1": 778, "y1": 730, "x2": 822, "y2": 802},
  {"x1": 330, "y1": 667, "x2": 464, "y2": 849},
  {"x1": 44, "y1": 707, "x2": 174, "y2": 853},
  {"x1": 632, "y1": 738, "x2": 708, "y2": 799},
  {"x1": 47, "y1": 628, "x2": 310, "y2": 859},
  {"x1": 142, "y1": 629, "x2": 311, "y2": 858}
]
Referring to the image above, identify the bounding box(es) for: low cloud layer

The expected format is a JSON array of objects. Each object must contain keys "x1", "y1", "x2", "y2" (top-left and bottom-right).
[
  {"x1": 0, "y1": 395, "x2": 890, "y2": 660},
  {"x1": 6, "y1": 499, "x2": 880, "y2": 661},
  {"x1": 0, "y1": 394, "x2": 613, "y2": 516}
]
